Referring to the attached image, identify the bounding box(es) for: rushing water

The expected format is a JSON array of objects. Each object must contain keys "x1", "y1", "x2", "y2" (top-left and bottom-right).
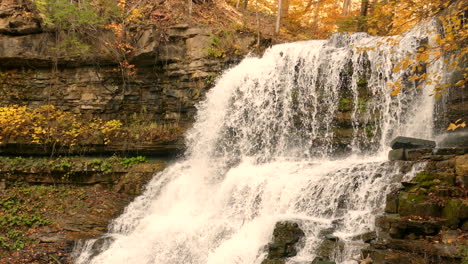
[{"x1": 75, "y1": 22, "x2": 446, "y2": 264}]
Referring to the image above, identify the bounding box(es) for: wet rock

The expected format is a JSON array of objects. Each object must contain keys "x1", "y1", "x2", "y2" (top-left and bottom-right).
[
  {"x1": 351, "y1": 231, "x2": 377, "y2": 243},
  {"x1": 87, "y1": 236, "x2": 115, "y2": 259},
  {"x1": 438, "y1": 132, "x2": 468, "y2": 148},
  {"x1": 433, "y1": 147, "x2": 468, "y2": 155},
  {"x1": 390, "y1": 136, "x2": 436, "y2": 150},
  {"x1": 262, "y1": 221, "x2": 305, "y2": 263},
  {"x1": 398, "y1": 194, "x2": 442, "y2": 218},
  {"x1": 442, "y1": 199, "x2": 468, "y2": 228},
  {"x1": 311, "y1": 258, "x2": 336, "y2": 264},
  {"x1": 376, "y1": 215, "x2": 444, "y2": 238},
  {"x1": 384, "y1": 191, "x2": 399, "y2": 214},
  {"x1": 404, "y1": 148, "x2": 432, "y2": 161},
  {"x1": 315, "y1": 236, "x2": 345, "y2": 261},
  {"x1": 384, "y1": 238, "x2": 462, "y2": 259},
  {"x1": 388, "y1": 149, "x2": 405, "y2": 161},
  {"x1": 36, "y1": 233, "x2": 66, "y2": 243},
  {"x1": 262, "y1": 260, "x2": 284, "y2": 264},
  {"x1": 318, "y1": 227, "x2": 335, "y2": 238}
]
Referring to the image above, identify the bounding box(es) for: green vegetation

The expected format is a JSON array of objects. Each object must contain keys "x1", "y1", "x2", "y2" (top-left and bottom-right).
[
  {"x1": 460, "y1": 246, "x2": 468, "y2": 264},
  {"x1": 0, "y1": 156, "x2": 148, "y2": 177},
  {"x1": 413, "y1": 171, "x2": 438, "y2": 183},
  {"x1": 338, "y1": 98, "x2": 353, "y2": 112},
  {"x1": 206, "y1": 31, "x2": 244, "y2": 59},
  {"x1": 0, "y1": 185, "x2": 52, "y2": 251},
  {"x1": 205, "y1": 74, "x2": 219, "y2": 85},
  {"x1": 33, "y1": 0, "x2": 119, "y2": 55},
  {"x1": 120, "y1": 156, "x2": 147, "y2": 169},
  {"x1": 0, "y1": 105, "x2": 182, "y2": 153},
  {"x1": 88, "y1": 158, "x2": 113, "y2": 172},
  {"x1": 357, "y1": 98, "x2": 367, "y2": 113},
  {"x1": 364, "y1": 125, "x2": 376, "y2": 138}
]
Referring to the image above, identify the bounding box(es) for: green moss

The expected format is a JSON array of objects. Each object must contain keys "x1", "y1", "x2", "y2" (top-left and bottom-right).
[
  {"x1": 442, "y1": 199, "x2": 465, "y2": 227},
  {"x1": 413, "y1": 171, "x2": 438, "y2": 182},
  {"x1": 398, "y1": 192, "x2": 428, "y2": 213},
  {"x1": 338, "y1": 98, "x2": 353, "y2": 112},
  {"x1": 418, "y1": 180, "x2": 438, "y2": 188},
  {"x1": 404, "y1": 192, "x2": 427, "y2": 203},
  {"x1": 357, "y1": 97, "x2": 367, "y2": 113},
  {"x1": 356, "y1": 79, "x2": 368, "y2": 89},
  {"x1": 363, "y1": 125, "x2": 375, "y2": 138},
  {"x1": 291, "y1": 89, "x2": 299, "y2": 104}
]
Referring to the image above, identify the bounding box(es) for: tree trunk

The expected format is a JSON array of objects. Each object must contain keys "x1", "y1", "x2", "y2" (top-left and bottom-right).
[
  {"x1": 358, "y1": 0, "x2": 369, "y2": 31},
  {"x1": 243, "y1": 0, "x2": 248, "y2": 10},
  {"x1": 188, "y1": 0, "x2": 192, "y2": 17},
  {"x1": 360, "y1": 0, "x2": 369, "y2": 16},
  {"x1": 342, "y1": 0, "x2": 352, "y2": 16},
  {"x1": 281, "y1": 0, "x2": 290, "y2": 18},
  {"x1": 275, "y1": 0, "x2": 283, "y2": 34},
  {"x1": 313, "y1": 0, "x2": 321, "y2": 31}
]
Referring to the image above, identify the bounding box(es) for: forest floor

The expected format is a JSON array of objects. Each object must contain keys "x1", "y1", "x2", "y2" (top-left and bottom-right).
[
  {"x1": 0, "y1": 156, "x2": 167, "y2": 264},
  {"x1": 146, "y1": 0, "x2": 314, "y2": 43}
]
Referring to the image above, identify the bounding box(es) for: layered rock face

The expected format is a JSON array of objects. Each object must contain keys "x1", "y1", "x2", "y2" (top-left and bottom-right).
[
  {"x1": 368, "y1": 151, "x2": 468, "y2": 263},
  {"x1": 0, "y1": 2, "x2": 256, "y2": 154}
]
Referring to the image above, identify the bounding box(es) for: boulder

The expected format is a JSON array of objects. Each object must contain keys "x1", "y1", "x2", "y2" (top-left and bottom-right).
[
  {"x1": 388, "y1": 149, "x2": 405, "y2": 161},
  {"x1": 390, "y1": 136, "x2": 436, "y2": 150},
  {"x1": 262, "y1": 221, "x2": 305, "y2": 263}
]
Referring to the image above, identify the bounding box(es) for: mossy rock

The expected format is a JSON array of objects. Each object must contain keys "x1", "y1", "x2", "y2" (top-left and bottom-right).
[
  {"x1": 413, "y1": 172, "x2": 438, "y2": 182},
  {"x1": 442, "y1": 199, "x2": 468, "y2": 228},
  {"x1": 412, "y1": 171, "x2": 455, "y2": 186},
  {"x1": 338, "y1": 98, "x2": 353, "y2": 112},
  {"x1": 398, "y1": 192, "x2": 442, "y2": 217}
]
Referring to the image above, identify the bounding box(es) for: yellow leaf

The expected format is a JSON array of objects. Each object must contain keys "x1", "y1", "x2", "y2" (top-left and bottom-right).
[
  {"x1": 391, "y1": 87, "x2": 401, "y2": 96},
  {"x1": 455, "y1": 80, "x2": 465, "y2": 87}
]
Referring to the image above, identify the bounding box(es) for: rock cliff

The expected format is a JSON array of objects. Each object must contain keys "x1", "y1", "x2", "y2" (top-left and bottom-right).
[{"x1": 0, "y1": 1, "x2": 258, "y2": 155}]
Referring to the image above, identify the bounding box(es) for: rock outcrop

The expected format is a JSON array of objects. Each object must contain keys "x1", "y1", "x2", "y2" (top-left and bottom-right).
[
  {"x1": 366, "y1": 142, "x2": 468, "y2": 263},
  {"x1": 262, "y1": 221, "x2": 305, "y2": 264},
  {"x1": 0, "y1": 2, "x2": 257, "y2": 155}
]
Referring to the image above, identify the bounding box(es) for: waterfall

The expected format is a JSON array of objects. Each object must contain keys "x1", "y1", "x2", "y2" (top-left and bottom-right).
[{"x1": 74, "y1": 21, "x2": 445, "y2": 264}]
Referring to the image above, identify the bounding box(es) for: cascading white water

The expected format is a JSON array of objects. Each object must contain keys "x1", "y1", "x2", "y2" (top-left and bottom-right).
[{"x1": 75, "y1": 21, "x2": 445, "y2": 264}]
